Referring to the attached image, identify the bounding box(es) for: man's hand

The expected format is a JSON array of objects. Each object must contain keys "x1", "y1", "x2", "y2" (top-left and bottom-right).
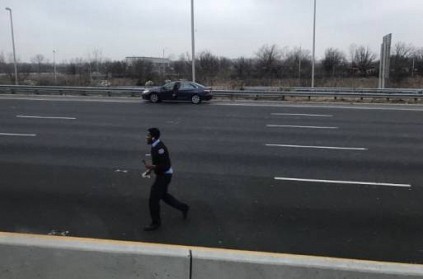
[
  {"x1": 144, "y1": 164, "x2": 155, "y2": 170},
  {"x1": 142, "y1": 159, "x2": 155, "y2": 170}
]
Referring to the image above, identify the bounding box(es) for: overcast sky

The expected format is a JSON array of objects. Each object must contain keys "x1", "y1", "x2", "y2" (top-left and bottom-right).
[{"x1": 0, "y1": 0, "x2": 422, "y2": 63}]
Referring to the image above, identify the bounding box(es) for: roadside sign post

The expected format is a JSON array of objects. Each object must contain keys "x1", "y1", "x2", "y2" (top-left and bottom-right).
[{"x1": 379, "y1": 33, "x2": 392, "y2": 89}]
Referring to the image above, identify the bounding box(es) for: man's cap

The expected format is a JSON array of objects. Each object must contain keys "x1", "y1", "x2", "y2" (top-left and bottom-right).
[{"x1": 148, "y1": 127, "x2": 160, "y2": 139}]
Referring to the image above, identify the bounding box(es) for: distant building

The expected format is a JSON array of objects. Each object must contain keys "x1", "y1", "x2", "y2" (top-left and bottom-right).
[{"x1": 125, "y1": 56, "x2": 170, "y2": 74}]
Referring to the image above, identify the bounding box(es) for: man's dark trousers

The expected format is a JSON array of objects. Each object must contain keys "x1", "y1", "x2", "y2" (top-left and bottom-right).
[{"x1": 149, "y1": 174, "x2": 187, "y2": 225}]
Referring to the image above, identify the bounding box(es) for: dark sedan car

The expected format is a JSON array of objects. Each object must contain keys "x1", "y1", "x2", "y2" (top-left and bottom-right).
[{"x1": 142, "y1": 81, "x2": 213, "y2": 104}]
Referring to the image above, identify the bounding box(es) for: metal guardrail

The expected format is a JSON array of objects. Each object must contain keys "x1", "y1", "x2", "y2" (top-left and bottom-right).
[
  {"x1": 213, "y1": 87, "x2": 423, "y2": 101},
  {"x1": 0, "y1": 85, "x2": 422, "y2": 101},
  {"x1": 0, "y1": 85, "x2": 145, "y2": 97}
]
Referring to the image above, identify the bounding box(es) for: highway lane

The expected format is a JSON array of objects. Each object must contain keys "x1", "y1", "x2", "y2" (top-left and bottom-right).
[{"x1": 0, "y1": 96, "x2": 423, "y2": 263}]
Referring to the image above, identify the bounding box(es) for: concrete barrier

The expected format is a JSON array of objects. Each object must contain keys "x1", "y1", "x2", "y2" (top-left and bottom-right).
[
  {"x1": 192, "y1": 248, "x2": 423, "y2": 279},
  {"x1": 0, "y1": 232, "x2": 190, "y2": 279},
  {"x1": 1, "y1": 232, "x2": 423, "y2": 279}
]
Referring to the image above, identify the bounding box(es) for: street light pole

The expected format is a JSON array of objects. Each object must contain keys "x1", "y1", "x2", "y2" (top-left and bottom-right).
[
  {"x1": 5, "y1": 7, "x2": 18, "y2": 85},
  {"x1": 311, "y1": 0, "x2": 316, "y2": 88},
  {"x1": 191, "y1": 0, "x2": 196, "y2": 82}
]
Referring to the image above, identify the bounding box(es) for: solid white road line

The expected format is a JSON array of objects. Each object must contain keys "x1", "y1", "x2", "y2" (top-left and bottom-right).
[
  {"x1": 271, "y1": 113, "x2": 333, "y2": 117},
  {"x1": 267, "y1": 124, "x2": 338, "y2": 129},
  {"x1": 17, "y1": 115, "x2": 76, "y2": 120},
  {"x1": 274, "y1": 177, "x2": 411, "y2": 188},
  {"x1": 266, "y1": 144, "x2": 367, "y2": 151},
  {"x1": 0, "y1": 133, "x2": 36, "y2": 137}
]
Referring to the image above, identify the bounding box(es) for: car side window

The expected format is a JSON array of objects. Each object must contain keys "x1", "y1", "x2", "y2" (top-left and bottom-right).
[
  {"x1": 181, "y1": 83, "x2": 196, "y2": 90},
  {"x1": 163, "y1": 82, "x2": 175, "y2": 90}
]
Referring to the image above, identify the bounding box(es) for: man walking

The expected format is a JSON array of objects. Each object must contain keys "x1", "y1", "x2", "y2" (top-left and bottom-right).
[{"x1": 143, "y1": 127, "x2": 189, "y2": 231}]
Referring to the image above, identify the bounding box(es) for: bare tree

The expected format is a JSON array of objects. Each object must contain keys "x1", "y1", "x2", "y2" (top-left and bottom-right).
[
  {"x1": 255, "y1": 44, "x2": 283, "y2": 80},
  {"x1": 352, "y1": 46, "x2": 376, "y2": 76},
  {"x1": 104, "y1": 60, "x2": 127, "y2": 78},
  {"x1": 31, "y1": 54, "x2": 45, "y2": 74},
  {"x1": 89, "y1": 48, "x2": 103, "y2": 73},
  {"x1": 283, "y1": 47, "x2": 311, "y2": 81},
  {"x1": 129, "y1": 60, "x2": 155, "y2": 85},
  {"x1": 5, "y1": 53, "x2": 19, "y2": 83},
  {"x1": 413, "y1": 47, "x2": 423, "y2": 77},
  {"x1": 232, "y1": 57, "x2": 254, "y2": 80},
  {"x1": 172, "y1": 53, "x2": 192, "y2": 81},
  {"x1": 391, "y1": 42, "x2": 414, "y2": 82},
  {"x1": 197, "y1": 51, "x2": 220, "y2": 84},
  {"x1": 0, "y1": 52, "x2": 6, "y2": 74},
  {"x1": 322, "y1": 48, "x2": 347, "y2": 77},
  {"x1": 217, "y1": 57, "x2": 232, "y2": 81},
  {"x1": 67, "y1": 58, "x2": 91, "y2": 86}
]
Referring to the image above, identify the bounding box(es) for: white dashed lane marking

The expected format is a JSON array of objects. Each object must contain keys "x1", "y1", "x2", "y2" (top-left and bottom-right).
[
  {"x1": 17, "y1": 115, "x2": 76, "y2": 120},
  {"x1": 271, "y1": 113, "x2": 333, "y2": 117},
  {"x1": 0, "y1": 133, "x2": 36, "y2": 137},
  {"x1": 274, "y1": 177, "x2": 411, "y2": 188},
  {"x1": 266, "y1": 144, "x2": 367, "y2": 151},
  {"x1": 267, "y1": 124, "x2": 338, "y2": 129}
]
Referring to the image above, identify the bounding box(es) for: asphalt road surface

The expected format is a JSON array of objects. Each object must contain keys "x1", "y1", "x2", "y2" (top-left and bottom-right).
[{"x1": 1, "y1": 95, "x2": 423, "y2": 264}]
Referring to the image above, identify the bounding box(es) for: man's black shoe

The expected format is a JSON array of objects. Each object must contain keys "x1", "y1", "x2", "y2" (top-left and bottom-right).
[
  {"x1": 143, "y1": 223, "x2": 161, "y2": 231},
  {"x1": 182, "y1": 206, "x2": 190, "y2": 220}
]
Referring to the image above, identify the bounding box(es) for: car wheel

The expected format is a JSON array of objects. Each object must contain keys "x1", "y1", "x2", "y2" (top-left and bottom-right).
[
  {"x1": 150, "y1": 93, "x2": 160, "y2": 103},
  {"x1": 191, "y1": 94, "x2": 201, "y2": 104}
]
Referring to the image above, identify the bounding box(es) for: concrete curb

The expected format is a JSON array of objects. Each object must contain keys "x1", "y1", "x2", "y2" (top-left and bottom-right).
[
  {"x1": 192, "y1": 248, "x2": 423, "y2": 279},
  {"x1": 0, "y1": 232, "x2": 190, "y2": 279},
  {"x1": 1, "y1": 232, "x2": 423, "y2": 279}
]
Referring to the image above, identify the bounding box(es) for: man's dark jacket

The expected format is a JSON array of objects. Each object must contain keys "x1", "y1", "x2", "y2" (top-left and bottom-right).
[{"x1": 151, "y1": 141, "x2": 171, "y2": 175}]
